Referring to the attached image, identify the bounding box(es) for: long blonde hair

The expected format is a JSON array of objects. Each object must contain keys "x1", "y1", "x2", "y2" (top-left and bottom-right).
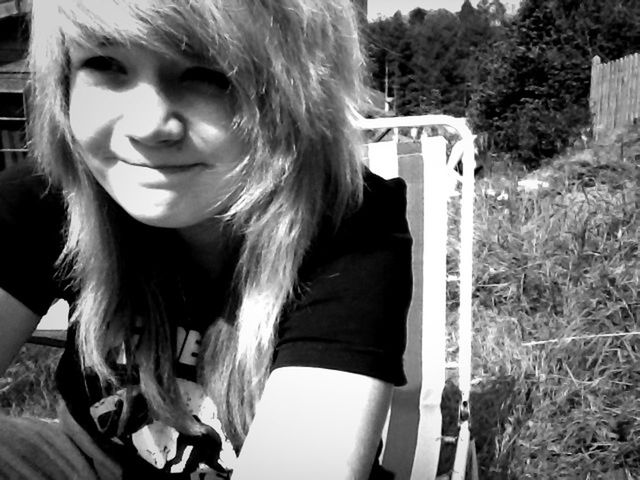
[{"x1": 29, "y1": 0, "x2": 366, "y2": 446}]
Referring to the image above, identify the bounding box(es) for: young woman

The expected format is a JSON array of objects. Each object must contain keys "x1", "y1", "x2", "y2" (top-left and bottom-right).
[{"x1": 0, "y1": 0, "x2": 412, "y2": 478}]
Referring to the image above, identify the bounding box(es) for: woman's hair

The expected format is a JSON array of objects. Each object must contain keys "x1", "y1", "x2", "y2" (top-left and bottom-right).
[{"x1": 29, "y1": 0, "x2": 366, "y2": 445}]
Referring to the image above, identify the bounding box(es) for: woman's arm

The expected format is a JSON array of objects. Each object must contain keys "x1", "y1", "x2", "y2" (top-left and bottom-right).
[
  {"x1": 233, "y1": 366, "x2": 392, "y2": 480},
  {"x1": 0, "y1": 287, "x2": 41, "y2": 375}
]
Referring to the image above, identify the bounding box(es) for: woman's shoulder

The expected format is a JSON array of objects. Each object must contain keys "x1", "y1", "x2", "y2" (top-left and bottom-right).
[
  {"x1": 274, "y1": 169, "x2": 412, "y2": 386},
  {"x1": 312, "y1": 168, "x2": 411, "y2": 259},
  {"x1": 0, "y1": 161, "x2": 64, "y2": 219},
  {"x1": 0, "y1": 161, "x2": 67, "y2": 315},
  {"x1": 357, "y1": 168, "x2": 409, "y2": 236}
]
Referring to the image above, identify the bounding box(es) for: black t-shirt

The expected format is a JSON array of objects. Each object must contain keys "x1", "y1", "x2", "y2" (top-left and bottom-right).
[{"x1": 0, "y1": 161, "x2": 412, "y2": 478}]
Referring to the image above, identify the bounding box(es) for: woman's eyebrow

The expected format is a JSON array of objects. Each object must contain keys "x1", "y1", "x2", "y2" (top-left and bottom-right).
[
  {"x1": 180, "y1": 50, "x2": 209, "y2": 65},
  {"x1": 95, "y1": 37, "x2": 127, "y2": 48},
  {"x1": 178, "y1": 42, "x2": 221, "y2": 65},
  {"x1": 67, "y1": 39, "x2": 111, "y2": 57},
  {"x1": 71, "y1": 35, "x2": 126, "y2": 50}
]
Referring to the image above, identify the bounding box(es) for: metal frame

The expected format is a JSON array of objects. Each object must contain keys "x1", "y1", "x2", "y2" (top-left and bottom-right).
[{"x1": 357, "y1": 114, "x2": 476, "y2": 480}]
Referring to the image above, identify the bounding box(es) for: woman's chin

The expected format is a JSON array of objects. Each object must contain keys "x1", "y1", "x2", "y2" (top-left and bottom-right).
[{"x1": 121, "y1": 202, "x2": 209, "y2": 230}]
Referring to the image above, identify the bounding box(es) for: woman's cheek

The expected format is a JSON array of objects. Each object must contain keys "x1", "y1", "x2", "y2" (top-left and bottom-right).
[{"x1": 69, "y1": 82, "x2": 120, "y2": 150}]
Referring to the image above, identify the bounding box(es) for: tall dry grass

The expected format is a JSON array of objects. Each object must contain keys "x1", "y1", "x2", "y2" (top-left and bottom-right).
[
  {"x1": 0, "y1": 345, "x2": 61, "y2": 418},
  {"x1": 467, "y1": 149, "x2": 640, "y2": 478}
]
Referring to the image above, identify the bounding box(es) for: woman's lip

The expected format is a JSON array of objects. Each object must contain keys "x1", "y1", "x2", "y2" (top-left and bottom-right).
[
  {"x1": 109, "y1": 158, "x2": 209, "y2": 187},
  {"x1": 121, "y1": 160, "x2": 204, "y2": 171},
  {"x1": 144, "y1": 164, "x2": 201, "y2": 172}
]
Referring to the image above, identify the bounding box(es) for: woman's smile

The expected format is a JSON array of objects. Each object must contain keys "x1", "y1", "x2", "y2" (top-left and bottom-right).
[{"x1": 107, "y1": 157, "x2": 210, "y2": 187}]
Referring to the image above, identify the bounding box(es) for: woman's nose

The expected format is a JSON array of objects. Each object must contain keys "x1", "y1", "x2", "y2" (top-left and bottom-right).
[{"x1": 122, "y1": 82, "x2": 186, "y2": 146}]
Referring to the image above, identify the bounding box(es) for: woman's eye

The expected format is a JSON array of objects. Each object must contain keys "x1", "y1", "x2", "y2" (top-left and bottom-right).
[
  {"x1": 81, "y1": 56, "x2": 126, "y2": 75},
  {"x1": 181, "y1": 67, "x2": 230, "y2": 90}
]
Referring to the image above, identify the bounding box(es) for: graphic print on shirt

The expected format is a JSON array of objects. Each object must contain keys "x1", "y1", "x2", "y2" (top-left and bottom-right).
[{"x1": 88, "y1": 326, "x2": 237, "y2": 478}]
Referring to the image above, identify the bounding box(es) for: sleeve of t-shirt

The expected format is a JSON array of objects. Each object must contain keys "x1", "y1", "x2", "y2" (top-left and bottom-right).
[
  {"x1": 271, "y1": 171, "x2": 413, "y2": 386},
  {"x1": 0, "y1": 162, "x2": 66, "y2": 316}
]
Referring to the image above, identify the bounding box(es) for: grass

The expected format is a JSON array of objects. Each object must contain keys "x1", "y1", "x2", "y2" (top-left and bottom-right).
[
  {"x1": 0, "y1": 344, "x2": 61, "y2": 418},
  {"x1": 458, "y1": 145, "x2": 640, "y2": 478},
  {"x1": 2, "y1": 141, "x2": 640, "y2": 478}
]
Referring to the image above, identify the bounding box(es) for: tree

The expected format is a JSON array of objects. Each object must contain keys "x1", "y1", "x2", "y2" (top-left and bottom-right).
[
  {"x1": 363, "y1": 12, "x2": 408, "y2": 103},
  {"x1": 469, "y1": 0, "x2": 640, "y2": 167},
  {"x1": 408, "y1": 7, "x2": 427, "y2": 26},
  {"x1": 477, "y1": 0, "x2": 507, "y2": 26},
  {"x1": 363, "y1": 4, "x2": 506, "y2": 117}
]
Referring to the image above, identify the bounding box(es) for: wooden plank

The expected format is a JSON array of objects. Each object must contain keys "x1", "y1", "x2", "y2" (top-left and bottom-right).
[
  {"x1": 0, "y1": 58, "x2": 28, "y2": 74},
  {"x1": 0, "y1": 0, "x2": 31, "y2": 18},
  {"x1": 614, "y1": 59, "x2": 619, "y2": 130},
  {"x1": 595, "y1": 59, "x2": 603, "y2": 141},
  {"x1": 0, "y1": 2, "x2": 18, "y2": 19},
  {"x1": 632, "y1": 55, "x2": 637, "y2": 126},
  {"x1": 615, "y1": 59, "x2": 622, "y2": 130},
  {"x1": 0, "y1": 76, "x2": 28, "y2": 94},
  {"x1": 28, "y1": 331, "x2": 66, "y2": 348},
  {"x1": 0, "y1": 129, "x2": 26, "y2": 169},
  {"x1": 635, "y1": 54, "x2": 640, "y2": 123},
  {"x1": 625, "y1": 55, "x2": 633, "y2": 126},
  {"x1": 604, "y1": 61, "x2": 612, "y2": 136},
  {"x1": 28, "y1": 299, "x2": 69, "y2": 348},
  {"x1": 590, "y1": 56, "x2": 601, "y2": 138},
  {"x1": 623, "y1": 56, "x2": 630, "y2": 126},
  {"x1": 1, "y1": 129, "x2": 13, "y2": 169}
]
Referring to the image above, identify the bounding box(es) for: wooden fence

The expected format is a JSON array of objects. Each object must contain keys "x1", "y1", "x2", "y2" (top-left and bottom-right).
[
  {"x1": 0, "y1": 58, "x2": 28, "y2": 171},
  {"x1": 590, "y1": 53, "x2": 640, "y2": 141},
  {"x1": 0, "y1": 0, "x2": 31, "y2": 19},
  {"x1": 0, "y1": 86, "x2": 28, "y2": 170}
]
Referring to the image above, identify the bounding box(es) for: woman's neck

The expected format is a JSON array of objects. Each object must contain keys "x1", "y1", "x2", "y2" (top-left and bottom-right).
[{"x1": 177, "y1": 217, "x2": 233, "y2": 282}]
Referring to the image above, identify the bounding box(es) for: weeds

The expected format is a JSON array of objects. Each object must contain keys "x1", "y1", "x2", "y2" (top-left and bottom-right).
[
  {"x1": 0, "y1": 345, "x2": 61, "y2": 418},
  {"x1": 466, "y1": 148, "x2": 640, "y2": 478}
]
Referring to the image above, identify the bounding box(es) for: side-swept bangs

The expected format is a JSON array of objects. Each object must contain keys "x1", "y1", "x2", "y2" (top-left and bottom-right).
[
  {"x1": 31, "y1": 0, "x2": 365, "y2": 214},
  {"x1": 55, "y1": 1, "x2": 229, "y2": 67}
]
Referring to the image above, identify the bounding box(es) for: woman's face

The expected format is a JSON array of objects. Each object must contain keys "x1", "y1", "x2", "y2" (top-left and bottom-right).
[{"x1": 68, "y1": 42, "x2": 246, "y2": 229}]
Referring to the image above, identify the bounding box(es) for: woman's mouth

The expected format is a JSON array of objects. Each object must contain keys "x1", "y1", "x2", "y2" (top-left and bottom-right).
[
  {"x1": 112, "y1": 158, "x2": 208, "y2": 187},
  {"x1": 121, "y1": 159, "x2": 204, "y2": 172}
]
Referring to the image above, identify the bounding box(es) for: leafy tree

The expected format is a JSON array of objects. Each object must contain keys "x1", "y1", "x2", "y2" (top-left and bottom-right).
[
  {"x1": 411, "y1": 9, "x2": 462, "y2": 114},
  {"x1": 477, "y1": 0, "x2": 507, "y2": 26},
  {"x1": 456, "y1": 1, "x2": 495, "y2": 113},
  {"x1": 408, "y1": 7, "x2": 427, "y2": 26},
  {"x1": 363, "y1": 3, "x2": 506, "y2": 117},
  {"x1": 363, "y1": 12, "x2": 408, "y2": 101}
]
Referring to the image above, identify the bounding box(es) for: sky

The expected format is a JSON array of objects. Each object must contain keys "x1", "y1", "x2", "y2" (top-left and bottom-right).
[{"x1": 367, "y1": 0, "x2": 521, "y2": 20}]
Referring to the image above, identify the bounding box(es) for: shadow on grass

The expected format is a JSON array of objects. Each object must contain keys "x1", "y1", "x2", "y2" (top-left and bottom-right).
[
  {"x1": 470, "y1": 375, "x2": 521, "y2": 480},
  {"x1": 438, "y1": 375, "x2": 527, "y2": 480}
]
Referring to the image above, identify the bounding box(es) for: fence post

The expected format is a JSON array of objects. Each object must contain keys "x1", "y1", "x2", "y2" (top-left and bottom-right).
[
  {"x1": 606, "y1": 58, "x2": 612, "y2": 135},
  {"x1": 635, "y1": 54, "x2": 640, "y2": 125},
  {"x1": 627, "y1": 55, "x2": 633, "y2": 126},
  {"x1": 591, "y1": 56, "x2": 601, "y2": 141}
]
